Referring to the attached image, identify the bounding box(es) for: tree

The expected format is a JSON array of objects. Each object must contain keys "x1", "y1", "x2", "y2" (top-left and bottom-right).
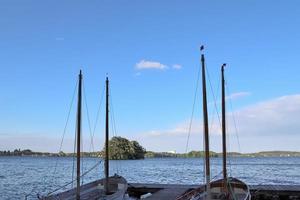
[
  {"x1": 103, "y1": 136, "x2": 146, "y2": 160},
  {"x1": 130, "y1": 140, "x2": 146, "y2": 159}
]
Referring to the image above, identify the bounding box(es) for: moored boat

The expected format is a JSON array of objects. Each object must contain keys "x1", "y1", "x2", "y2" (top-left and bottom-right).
[
  {"x1": 40, "y1": 72, "x2": 128, "y2": 200},
  {"x1": 176, "y1": 48, "x2": 250, "y2": 200}
]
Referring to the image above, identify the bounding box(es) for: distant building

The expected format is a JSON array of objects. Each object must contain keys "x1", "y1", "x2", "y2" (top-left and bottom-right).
[{"x1": 167, "y1": 150, "x2": 176, "y2": 154}]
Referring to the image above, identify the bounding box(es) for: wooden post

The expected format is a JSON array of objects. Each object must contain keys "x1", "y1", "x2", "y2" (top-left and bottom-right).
[
  {"x1": 104, "y1": 76, "x2": 109, "y2": 194},
  {"x1": 201, "y1": 46, "x2": 211, "y2": 198},
  {"x1": 221, "y1": 64, "x2": 228, "y2": 193},
  {"x1": 76, "y1": 70, "x2": 82, "y2": 200}
]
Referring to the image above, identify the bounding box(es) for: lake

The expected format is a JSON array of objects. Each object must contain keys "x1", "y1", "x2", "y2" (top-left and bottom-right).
[{"x1": 0, "y1": 156, "x2": 300, "y2": 199}]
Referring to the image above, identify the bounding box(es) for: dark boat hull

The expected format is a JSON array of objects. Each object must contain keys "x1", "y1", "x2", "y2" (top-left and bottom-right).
[{"x1": 41, "y1": 174, "x2": 127, "y2": 200}]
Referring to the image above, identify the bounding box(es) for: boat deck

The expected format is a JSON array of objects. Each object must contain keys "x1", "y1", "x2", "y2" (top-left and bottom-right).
[
  {"x1": 43, "y1": 183, "x2": 300, "y2": 200},
  {"x1": 128, "y1": 183, "x2": 300, "y2": 200}
]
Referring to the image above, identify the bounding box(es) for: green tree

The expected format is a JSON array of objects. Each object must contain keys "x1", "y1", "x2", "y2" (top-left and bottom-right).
[
  {"x1": 131, "y1": 140, "x2": 146, "y2": 159},
  {"x1": 103, "y1": 136, "x2": 146, "y2": 160}
]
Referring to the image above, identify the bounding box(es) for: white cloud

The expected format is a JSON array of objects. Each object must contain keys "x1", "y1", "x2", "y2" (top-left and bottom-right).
[
  {"x1": 3, "y1": 94, "x2": 300, "y2": 153},
  {"x1": 226, "y1": 92, "x2": 251, "y2": 100},
  {"x1": 135, "y1": 94, "x2": 300, "y2": 153},
  {"x1": 208, "y1": 91, "x2": 251, "y2": 106},
  {"x1": 135, "y1": 60, "x2": 168, "y2": 70},
  {"x1": 234, "y1": 94, "x2": 300, "y2": 137},
  {"x1": 172, "y1": 64, "x2": 182, "y2": 70}
]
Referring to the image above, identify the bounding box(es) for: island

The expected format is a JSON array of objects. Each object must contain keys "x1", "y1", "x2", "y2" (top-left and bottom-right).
[{"x1": 1, "y1": 136, "x2": 300, "y2": 159}]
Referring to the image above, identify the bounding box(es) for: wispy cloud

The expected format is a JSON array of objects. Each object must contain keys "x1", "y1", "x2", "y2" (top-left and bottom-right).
[
  {"x1": 226, "y1": 92, "x2": 251, "y2": 100},
  {"x1": 172, "y1": 64, "x2": 182, "y2": 70},
  {"x1": 208, "y1": 91, "x2": 251, "y2": 105},
  {"x1": 135, "y1": 60, "x2": 168, "y2": 70},
  {"x1": 136, "y1": 94, "x2": 300, "y2": 153}
]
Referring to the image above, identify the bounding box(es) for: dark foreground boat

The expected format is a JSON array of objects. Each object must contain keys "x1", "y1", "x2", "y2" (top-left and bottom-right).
[
  {"x1": 43, "y1": 175, "x2": 127, "y2": 200},
  {"x1": 40, "y1": 72, "x2": 127, "y2": 200},
  {"x1": 176, "y1": 47, "x2": 250, "y2": 200}
]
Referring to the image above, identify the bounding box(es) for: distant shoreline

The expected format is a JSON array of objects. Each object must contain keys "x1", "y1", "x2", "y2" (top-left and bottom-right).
[{"x1": 1, "y1": 149, "x2": 300, "y2": 158}]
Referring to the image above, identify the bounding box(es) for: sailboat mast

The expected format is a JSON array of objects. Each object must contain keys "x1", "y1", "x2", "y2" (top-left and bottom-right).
[
  {"x1": 200, "y1": 46, "x2": 211, "y2": 196},
  {"x1": 104, "y1": 76, "x2": 109, "y2": 194},
  {"x1": 76, "y1": 70, "x2": 82, "y2": 200},
  {"x1": 221, "y1": 64, "x2": 228, "y2": 192}
]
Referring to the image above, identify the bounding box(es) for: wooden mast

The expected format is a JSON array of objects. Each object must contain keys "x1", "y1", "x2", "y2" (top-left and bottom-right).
[
  {"x1": 221, "y1": 64, "x2": 228, "y2": 193},
  {"x1": 104, "y1": 76, "x2": 109, "y2": 194},
  {"x1": 76, "y1": 70, "x2": 82, "y2": 200},
  {"x1": 200, "y1": 46, "x2": 211, "y2": 198}
]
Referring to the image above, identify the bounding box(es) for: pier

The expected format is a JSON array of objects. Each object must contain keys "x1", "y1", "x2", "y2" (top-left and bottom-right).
[{"x1": 127, "y1": 183, "x2": 300, "y2": 200}]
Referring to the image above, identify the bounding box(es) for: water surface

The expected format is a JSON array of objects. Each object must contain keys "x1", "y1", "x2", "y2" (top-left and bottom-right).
[{"x1": 0, "y1": 156, "x2": 300, "y2": 199}]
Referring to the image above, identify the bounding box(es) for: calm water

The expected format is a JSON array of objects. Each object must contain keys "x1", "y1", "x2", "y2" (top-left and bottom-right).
[{"x1": 0, "y1": 156, "x2": 300, "y2": 199}]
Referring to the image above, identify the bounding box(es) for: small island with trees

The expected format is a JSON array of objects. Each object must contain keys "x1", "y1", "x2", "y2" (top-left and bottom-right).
[
  {"x1": 0, "y1": 136, "x2": 147, "y2": 159},
  {"x1": 1, "y1": 136, "x2": 300, "y2": 159}
]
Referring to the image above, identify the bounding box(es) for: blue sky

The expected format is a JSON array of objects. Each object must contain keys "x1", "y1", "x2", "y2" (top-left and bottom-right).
[{"x1": 0, "y1": 1, "x2": 300, "y2": 153}]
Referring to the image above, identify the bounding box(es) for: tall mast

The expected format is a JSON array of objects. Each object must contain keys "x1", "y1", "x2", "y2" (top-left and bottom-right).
[
  {"x1": 104, "y1": 76, "x2": 109, "y2": 194},
  {"x1": 76, "y1": 70, "x2": 82, "y2": 200},
  {"x1": 200, "y1": 46, "x2": 211, "y2": 198},
  {"x1": 221, "y1": 64, "x2": 228, "y2": 192}
]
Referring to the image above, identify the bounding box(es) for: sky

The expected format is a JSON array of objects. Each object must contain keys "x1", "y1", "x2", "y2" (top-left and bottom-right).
[{"x1": 0, "y1": 0, "x2": 300, "y2": 153}]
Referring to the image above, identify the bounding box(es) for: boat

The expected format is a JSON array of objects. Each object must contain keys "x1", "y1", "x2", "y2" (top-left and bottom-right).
[
  {"x1": 40, "y1": 71, "x2": 128, "y2": 200},
  {"x1": 176, "y1": 47, "x2": 250, "y2": 200}
]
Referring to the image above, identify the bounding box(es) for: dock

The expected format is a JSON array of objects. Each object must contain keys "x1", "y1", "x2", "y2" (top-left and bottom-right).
[{"x1": 127, "y1": 183, "x2": 300, "y2": 200}]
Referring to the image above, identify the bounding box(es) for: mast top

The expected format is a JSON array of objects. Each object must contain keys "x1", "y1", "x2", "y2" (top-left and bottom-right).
[
  {"x1": 200, "y1": 45, "x2": 205, "y2": 62},
  {"x1": 79, "y1": 70, "x2": 83, "y2": 80},
  {"x1": 200, "y1": 45, "x2": 204, "y2": 51},
  {"x1": 221, "y1": 63, "x2": 226, "y2": 71}
]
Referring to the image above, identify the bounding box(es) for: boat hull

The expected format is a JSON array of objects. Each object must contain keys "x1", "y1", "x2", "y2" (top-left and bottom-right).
[
  {"x1": 176, "y1": 177, "x2": 250, "y2": 200},
  {"x1": 41, "y1": 174, "x2": 128, "y2": 200}
]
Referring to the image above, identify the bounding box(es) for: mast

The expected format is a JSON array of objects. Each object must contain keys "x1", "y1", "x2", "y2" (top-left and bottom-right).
[
  {"x1": 221, "y1": 64, "x2": 228, "y2": 192},
  {"x1": 200, "y1": 46, "x2": 211, "y2": 198},
  {"x1": 104, "y1": 76, "x2": 109, "y2": 194},
  {"x1": 76, "y1": 70, "x2": 82, "y2": 200}
]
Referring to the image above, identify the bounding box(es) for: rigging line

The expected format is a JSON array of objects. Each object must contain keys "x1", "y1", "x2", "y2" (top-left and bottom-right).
[
  {"x1": 81, "y1": 122, "x2": 84, "y2": 185},
  {"x1": 90, "y1": 84, "x2": 105, "y2": 176},
  {"x1": 110, "y1": 89, "x2": 120, "y2": 174},
  {"x1": 82, "y1": 80, "x2": 95, "y2": 153},
  {"x1": 72, "y1": 126, "x2": 77, "y2": 188},
  {"x1": 51, "y1": 79, "x2": 78, "y2": 188},
  {"x1": 202, "y1": 122, "x2": 206, "y2": 183},
  {"x1": 223, "y1": 77, "x2": 233, "y2": 176},
  {"x1": 92, "y1": 85, "x2": 105, "y2": 148},
  {"x1": 205, "y1": 62, "x2": 222, "y2": 128},
  {"x1": 225, "y1": 81, "x2": 243, "y2": 178},
  {"x1": 110, "y1": 103, "x2": 119, "y2": 174},
  {"x1": 46, "y1": 160, "x2": 103, "y2": 197},
  {"x1": 185, "y1": 60, "x2": 201, "y2": 154},
  {"x1": 204, "y1": 60, "x2": 221, "y2": 182},
  {"x1": 226, "y1": 84, "x2": 242, "y2": 153}
]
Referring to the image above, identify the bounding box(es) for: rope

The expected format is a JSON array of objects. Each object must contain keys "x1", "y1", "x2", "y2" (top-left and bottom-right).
[
  {"x1": 91, "y1": 85, "x2": 105, "y2": 152},
  {"x1": 72, "y1": 125, "x2": 77, "y2": 188},
  {"x1": 226, "y1": 84, "x2": 242, "y2": 153},
  {"x1": 203, "y1": 60, "x2": 222, "y2": 183},
  {"x1": 50, "y1": 79, "x2": 78, "y2": 190},
  {"x1": 206, "y1": 64, "x2": 222, "y2": 128},
  {"x1": 110, "y1": 89, "x2": 120, "y2": 175},
  {"x1": 45, "y1": 160, "x2": 103, "y2": 197},
  {"x1": 185, "y1": 58, "x2": 201, "y2": 154},
  {"x1": 83, "y1": 80, "x2": 95, "y2": 153}
]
